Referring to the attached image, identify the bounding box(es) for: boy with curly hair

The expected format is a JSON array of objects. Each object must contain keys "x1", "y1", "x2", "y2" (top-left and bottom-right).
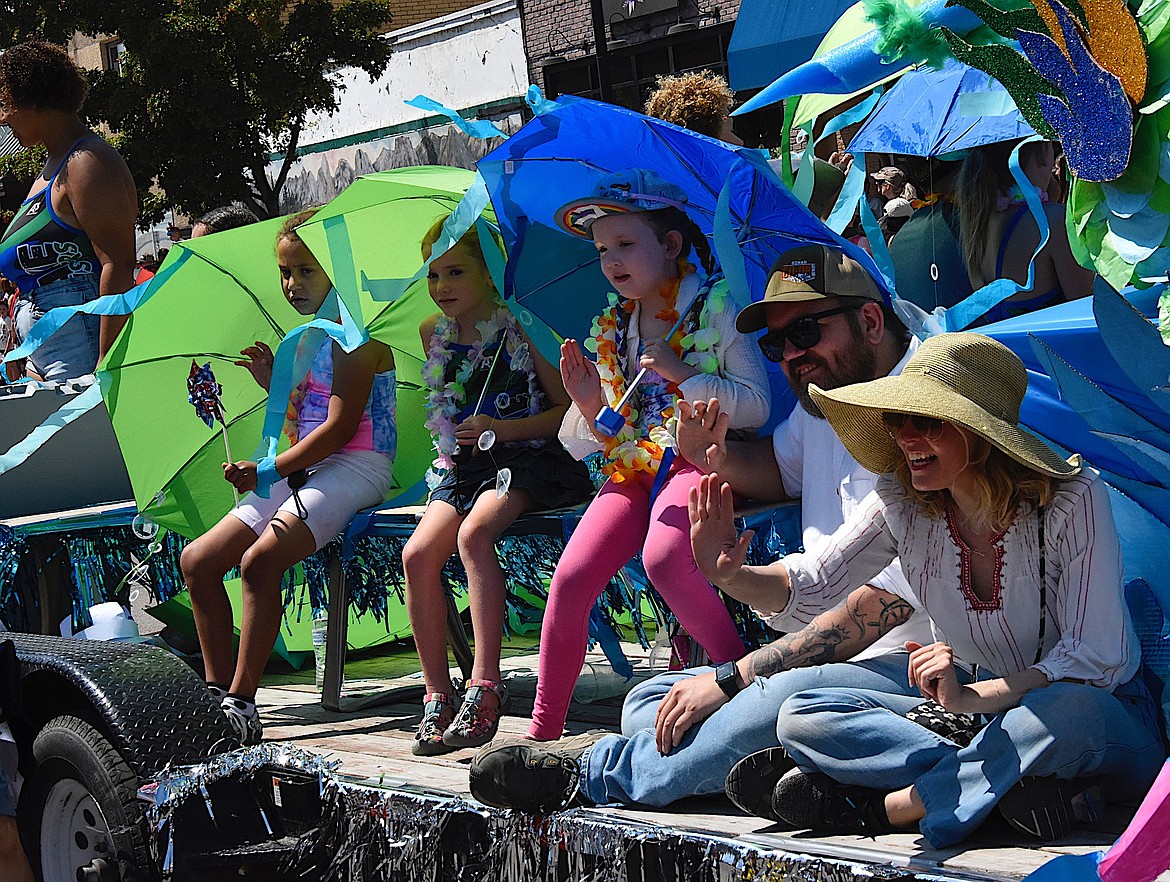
[{"x1": 644, "y1": 70, "x2": 741, "y2": 145}]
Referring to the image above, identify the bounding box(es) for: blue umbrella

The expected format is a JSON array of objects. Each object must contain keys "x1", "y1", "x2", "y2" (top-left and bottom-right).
[
  {"x1": 477, "y1": 95, "x2": 888, "y2": 346},
  {"x1": 849, "y1": 57, "x2": 1036, "y2": 157}
]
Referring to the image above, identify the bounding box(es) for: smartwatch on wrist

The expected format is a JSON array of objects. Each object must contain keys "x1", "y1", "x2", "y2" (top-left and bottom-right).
[{"x1": 715, "y1": 661, "x2": 742, "y2": 699}]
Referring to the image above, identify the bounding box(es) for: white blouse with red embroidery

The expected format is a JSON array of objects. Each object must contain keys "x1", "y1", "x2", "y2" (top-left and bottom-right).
[{"x1": 770, "y1": 469, "x2": 1140, "y2": 690}]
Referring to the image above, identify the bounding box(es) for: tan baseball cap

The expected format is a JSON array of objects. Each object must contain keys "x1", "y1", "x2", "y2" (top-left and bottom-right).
[{"x1": 735, "y1": 244, "x2": 885, "y2": 333}]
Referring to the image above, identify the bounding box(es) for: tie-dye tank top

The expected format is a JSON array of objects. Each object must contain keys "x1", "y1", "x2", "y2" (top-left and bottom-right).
[{"x1": 293, "y1": 339, "x2": 396, "y2": 458}]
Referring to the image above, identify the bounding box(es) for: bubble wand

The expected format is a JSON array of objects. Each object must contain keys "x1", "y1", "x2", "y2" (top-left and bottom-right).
[
  {"x1": 594, "y1": 287, "x2": 702, "y2": 438},
  {"x1": 468, "y1": 330, "x2": 514, "y2": 498},
  {"x1": 187, "y1": 360, "x2": 240, "y2": 505}
]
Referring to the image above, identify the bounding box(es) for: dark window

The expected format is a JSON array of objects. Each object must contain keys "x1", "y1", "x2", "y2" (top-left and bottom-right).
[{"x1": 544, "y1": 22, "x2": 734, "y2": 111}]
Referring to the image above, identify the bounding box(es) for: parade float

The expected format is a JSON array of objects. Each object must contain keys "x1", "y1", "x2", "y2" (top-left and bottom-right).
[{"x1": 1, "y1": 0, "x2": 1169, "y2": 879}]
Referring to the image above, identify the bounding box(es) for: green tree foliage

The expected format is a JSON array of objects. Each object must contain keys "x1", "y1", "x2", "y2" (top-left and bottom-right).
[{"x1": 1, "y1": 0, "x2": 393, "y2": 221}]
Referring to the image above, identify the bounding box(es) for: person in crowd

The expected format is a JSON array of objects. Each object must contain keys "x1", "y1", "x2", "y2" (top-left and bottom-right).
[
  {"x1": 469, "y1": 244, "x2": 935, "y2": 812},
  {"x1": 697, "y1": 333, "x2": 1164, "y2": 846},
  {"x1": 192, "y1": 202, "x2": 260, "y2": 238},
  {"x1": 404, "y1": 217, "x2": 592, "y2": 755},
  {"x1": 180, "y1": 209, "x2": 396, "y2": 745},
  {"x1": 956, "y1": 140, "x2": 1094, "y2": 325},
  {"x1": 871, "y1": 166, "x2": 917, "y2": 242},
  {"x1": 644, "y1": 70, "x2": 742, "y2": 145},
  {"x1": 888, "y1": 160, "x2": 973, "y2": 314},
  {"x1": 517, "y1": 168, "x2": 769, "y2": 742},
  {"x1": 0, "y1": 41, "x2": 137, "y2": 376},
  {"x1": 133, "y1": 256, "x2": 155, "y2": 285}
]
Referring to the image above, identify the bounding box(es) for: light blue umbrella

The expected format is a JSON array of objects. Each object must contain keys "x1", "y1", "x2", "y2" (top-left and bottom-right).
[{"x1": 848, "y1": 57, "x2": 1036, "y2": 157}]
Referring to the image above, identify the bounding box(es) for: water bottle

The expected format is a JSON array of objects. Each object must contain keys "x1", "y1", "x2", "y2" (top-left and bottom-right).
[
  {"x1": 572, "y1": 661, "x2": 633, "y2": 704},
  {"x1": 311, "y1": 611, "x2": 329, "y2": 691}
]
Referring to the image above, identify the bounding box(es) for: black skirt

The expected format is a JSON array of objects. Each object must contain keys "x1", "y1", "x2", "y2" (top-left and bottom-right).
[{"x1": 429, "y1": 441, "x2": 594, "y2": 515}]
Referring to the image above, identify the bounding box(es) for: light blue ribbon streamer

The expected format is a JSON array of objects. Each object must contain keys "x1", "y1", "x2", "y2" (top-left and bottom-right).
[
  {"x1": 858, "y1": 189, "x2": 897, "y2": 291},
  {"x1": 256, "y1": 291, "x2": 369, "y2": 459},
  {"x1": 0, "y1": 383, "x2": 103, "y2": 477},
  {"x1": 405, "y1": 95, "x2": 509, "y2": 140},
  {"x1": 818, "y1": 89, "x2": 884, "y2": 234},
  {"x1": 525, "y1": 84, "x2": 560, "y2": 117},
  {"x1": 361, "y1": 175, "x2": 496, "y2": 303},
  {"x1": 942, "y1": 136, "x2": 1049, "y2": 330},
  {"x1": 713, "y1": 169, "x2": 751, "y2": 304},
  {"x1": 826, "y1": 160, "x2": 867, "y2": 235},
  {"x1": 3, "y1": 249, "x2": 193, "y2": 364}
]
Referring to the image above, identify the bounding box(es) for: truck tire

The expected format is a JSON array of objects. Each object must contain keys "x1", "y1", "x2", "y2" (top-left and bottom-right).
[{"x1": 18, "y1": 715, "x2": 151, "y2": 882}]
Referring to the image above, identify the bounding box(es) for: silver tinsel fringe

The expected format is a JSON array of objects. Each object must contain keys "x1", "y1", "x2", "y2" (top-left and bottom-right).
[{"x1": 280, "y1": 767, "x2": 917, "y2": 882}]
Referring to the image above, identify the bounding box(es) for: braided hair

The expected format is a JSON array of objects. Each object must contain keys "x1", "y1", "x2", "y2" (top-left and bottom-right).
[{"x1": 640, "y1": 207, "x2": 716, "y2": 277}]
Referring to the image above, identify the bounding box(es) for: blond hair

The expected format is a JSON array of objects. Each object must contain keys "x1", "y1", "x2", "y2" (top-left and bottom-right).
[
  {"x1": 894, "y1": 437, "x2": 1055, "y2": 532},
  {"x1": 420, "y1": 214, "x2": 504, "y2": 266},
  {"x1": 644, "y1": 70, "x2": 734, "y2": 139}
]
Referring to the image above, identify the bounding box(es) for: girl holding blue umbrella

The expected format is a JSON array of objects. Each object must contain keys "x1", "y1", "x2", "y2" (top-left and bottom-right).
[{"x1": 527, "y1": 169, "x2": 770, "y2": 741}]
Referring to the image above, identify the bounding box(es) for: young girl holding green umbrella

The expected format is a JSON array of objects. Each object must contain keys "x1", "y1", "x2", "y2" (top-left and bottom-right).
[
  {"x1": 181, "y1": 209, "x2": 397, "y2": 745},
  {"x1": 405, "y1": 217, "x2": 592, "y2": 755}
]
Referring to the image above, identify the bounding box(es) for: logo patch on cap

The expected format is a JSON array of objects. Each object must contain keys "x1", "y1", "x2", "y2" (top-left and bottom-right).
[{"x1": 778, "y1": 259, "x2": 817, "y2": 284}]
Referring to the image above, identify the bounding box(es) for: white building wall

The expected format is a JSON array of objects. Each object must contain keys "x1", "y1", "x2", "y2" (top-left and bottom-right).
[
  {"x1": 301, "y1": 0, "x2": 527, "y2": 144},
  {"x1": 271, "y1": 0, "x2": 530, "y2": 211}
]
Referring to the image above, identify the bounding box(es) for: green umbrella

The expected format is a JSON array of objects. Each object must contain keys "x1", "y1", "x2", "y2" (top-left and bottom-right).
[
  {"x1": 100, "y1": 217, "x2": 304, "y2": 537},
  {"x1": 101, "y1": 166, "x2": 483, "y2": 537}
]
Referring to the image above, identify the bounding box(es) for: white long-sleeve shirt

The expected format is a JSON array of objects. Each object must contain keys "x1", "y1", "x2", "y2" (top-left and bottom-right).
[
  {"x1": 559, "y1": 274, "x2": 770, "y2": 459},
  {"x1": 773, "y1": 469, "x2": 1139, "y2": 689}
]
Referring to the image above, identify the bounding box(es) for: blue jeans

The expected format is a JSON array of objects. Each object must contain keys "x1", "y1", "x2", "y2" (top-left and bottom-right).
[
  {"x1": 579, "y1": 653, "x2": 918, "y2": 807},
  {"x1": 778, "y1": 675, "x2": 1166, "y2": 848},
  {"x1": 13, "y1": 275, "x2": 101, "y2": 381}
]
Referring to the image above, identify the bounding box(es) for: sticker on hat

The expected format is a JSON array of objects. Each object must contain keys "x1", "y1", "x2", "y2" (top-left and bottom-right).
[
  {"x1": 556, "y1": 168, "x2": 689, "y2": 237},
  {"x1": 778, "y1": 259, "x2": 817, "y2": 284}
]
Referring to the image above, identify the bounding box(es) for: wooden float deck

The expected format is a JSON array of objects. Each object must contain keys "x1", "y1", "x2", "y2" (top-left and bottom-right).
[{"x1": 255, "y1": 640, "x2": 1160, "y2": 882}]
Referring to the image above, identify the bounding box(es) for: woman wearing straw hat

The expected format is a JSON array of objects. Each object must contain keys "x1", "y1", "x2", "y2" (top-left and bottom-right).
[{"x1": 691, "y1": 332, "x2": 1164, "y2": 846}]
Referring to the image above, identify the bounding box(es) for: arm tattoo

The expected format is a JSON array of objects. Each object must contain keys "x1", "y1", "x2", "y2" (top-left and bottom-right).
[{"x1": 748, "y1": 587, "x2": 915, "y2": 680}]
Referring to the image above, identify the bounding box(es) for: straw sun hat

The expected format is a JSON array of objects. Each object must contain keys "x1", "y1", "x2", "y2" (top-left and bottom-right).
[{"x1": 808, "y1": 333, "x2": 1082, "y2": 479}]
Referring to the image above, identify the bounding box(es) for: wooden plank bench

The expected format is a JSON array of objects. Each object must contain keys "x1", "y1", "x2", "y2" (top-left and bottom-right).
[{"x1": 319, "y1": 499, "x2": 803, "y2": 712}]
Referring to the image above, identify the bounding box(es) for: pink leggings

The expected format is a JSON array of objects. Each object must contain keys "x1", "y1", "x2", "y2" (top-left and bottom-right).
[{"x1": 529, "y1": 461, "x2": 746, "y2": 739}]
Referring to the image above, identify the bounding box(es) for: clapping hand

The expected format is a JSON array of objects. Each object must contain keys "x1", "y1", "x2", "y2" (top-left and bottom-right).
[
  {"x1": 235, "y1": 341, "x2": 274, "y2": 391},
  {"x1": 689, "y1": 473, "x2": 753, "y2": 588},
  {"x1": 676, "y1": 399, "x2": 729, "y2": 473},
  {"x1": 559, "y1": 338, "x2": 603, "y2": 412}
]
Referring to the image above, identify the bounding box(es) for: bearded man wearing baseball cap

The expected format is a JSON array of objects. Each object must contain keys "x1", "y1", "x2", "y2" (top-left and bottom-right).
[{"x1": 470, "y1": 243, "x2": 933, "y2": 810}]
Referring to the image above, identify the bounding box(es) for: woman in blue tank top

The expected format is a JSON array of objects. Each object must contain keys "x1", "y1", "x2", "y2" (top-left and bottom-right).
[
  {"x1": 0, "y1": 41, "x2": 136, "y2": 380},
  {"x1": 954, "y1": 140, "x2": 1094, "y2": 328}
]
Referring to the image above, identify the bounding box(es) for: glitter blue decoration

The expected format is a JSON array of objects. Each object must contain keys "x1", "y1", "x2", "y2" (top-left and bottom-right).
[{"x1": 1017, "y1": 0, "x2": 1133, "y2": 182}]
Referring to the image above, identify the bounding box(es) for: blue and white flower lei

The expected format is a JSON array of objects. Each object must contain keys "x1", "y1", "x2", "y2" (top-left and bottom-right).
[{"x1": 422, "y1": 306, "x2": 542, "y2": 489}]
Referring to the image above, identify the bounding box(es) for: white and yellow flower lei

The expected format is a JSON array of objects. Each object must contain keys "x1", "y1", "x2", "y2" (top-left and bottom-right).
[
  {"x1": 583, "y1": 275, "x2": 726, "y2": 483},
  {"x1": 421, "y1": 306, "x2": 541, "y2": 488}
]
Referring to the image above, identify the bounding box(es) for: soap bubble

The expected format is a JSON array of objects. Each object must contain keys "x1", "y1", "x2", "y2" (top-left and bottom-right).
[
  {"x1": 495, "y1": 468, "x2": 512, "y2": 498},
  {"x1": 131, "y1": 514, "x2": 159, "y2": 540}
]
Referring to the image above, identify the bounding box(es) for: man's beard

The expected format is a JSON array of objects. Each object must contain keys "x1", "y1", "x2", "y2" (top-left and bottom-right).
[{"x1": 786, "y1": 337, "x2": 878, "y2": 419}]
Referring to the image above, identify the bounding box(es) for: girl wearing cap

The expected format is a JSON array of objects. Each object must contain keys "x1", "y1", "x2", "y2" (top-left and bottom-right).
[
  {"x1": 693, "y1": 333, "x2": 1163, "y2": 846},
  {"x1": 527, "y1": 168, "x2": 770, "y2": 741}
]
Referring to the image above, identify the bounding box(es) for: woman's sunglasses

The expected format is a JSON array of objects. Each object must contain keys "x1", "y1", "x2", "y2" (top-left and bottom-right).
[
  {"x1": 881, "y1": 412, "x2": 947, "y2": 440},
  {"x1": 756, "y1": 305, "x2": 858, "y2": 363}
]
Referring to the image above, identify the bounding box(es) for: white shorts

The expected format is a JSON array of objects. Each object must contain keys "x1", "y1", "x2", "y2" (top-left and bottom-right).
[{"x1": 230, "y1": 450, "x2": 393, "y2": 550}]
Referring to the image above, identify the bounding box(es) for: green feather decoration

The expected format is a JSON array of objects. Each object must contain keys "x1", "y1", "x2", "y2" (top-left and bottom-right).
[{"x1": 862, "y1": 0, "x2": 952, "y2": 69}]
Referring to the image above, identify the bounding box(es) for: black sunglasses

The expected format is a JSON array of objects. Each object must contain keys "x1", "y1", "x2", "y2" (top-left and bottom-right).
[
  {"x1": 881, "y1": 412, "x2": 947, "y2": 440},
  {"x1": 757, "y1": 305, "x2": 858, "y2": 362}
]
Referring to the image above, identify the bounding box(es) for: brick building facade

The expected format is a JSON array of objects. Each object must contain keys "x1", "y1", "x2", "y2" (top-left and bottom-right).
[{"x1": 523, "y1": 0, "x2": 740, "y2": 111}]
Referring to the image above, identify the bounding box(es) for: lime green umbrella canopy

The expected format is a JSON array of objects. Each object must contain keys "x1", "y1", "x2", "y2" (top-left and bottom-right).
[
  {"x1": 101, "y1": 166, "x2": 481, "y2": 538},
  {"x1": 101, "y1": 217, "x2": 301, "y2": 537}
]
